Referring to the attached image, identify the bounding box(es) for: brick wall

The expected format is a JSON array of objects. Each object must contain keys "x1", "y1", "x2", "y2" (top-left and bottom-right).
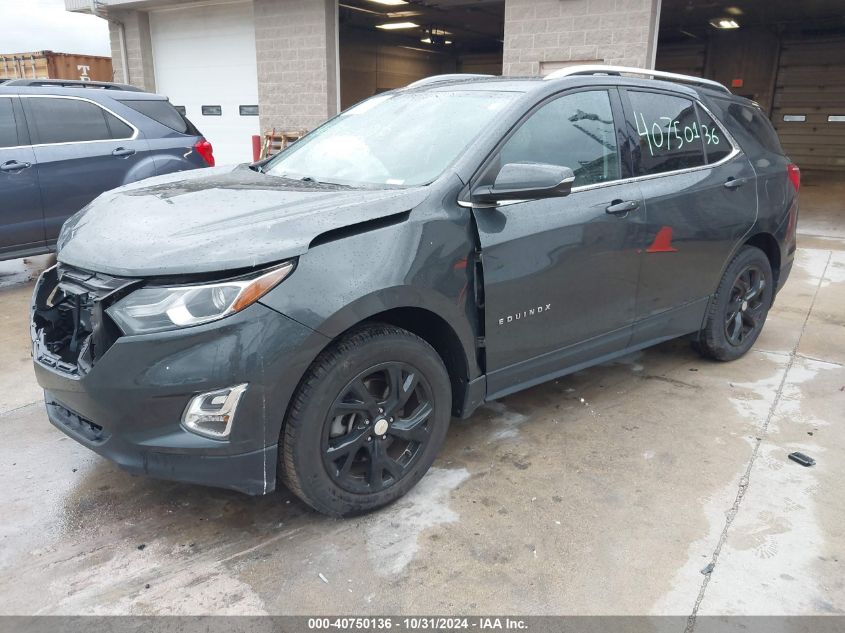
[
  {"x1": 254, "y1": 0, "x2": 339, "y2": 133},
  {"x1": 502, "y1": 0, "x2": 662, "y2": 76},
  {"x1": 107, "y1": 10, "x2": 156, "y2": 91}
]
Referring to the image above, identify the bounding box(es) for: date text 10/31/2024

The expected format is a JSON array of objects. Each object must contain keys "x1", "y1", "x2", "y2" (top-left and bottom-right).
[{"x1": 634, "y1": 111, "x2": 721, "y2": 156}]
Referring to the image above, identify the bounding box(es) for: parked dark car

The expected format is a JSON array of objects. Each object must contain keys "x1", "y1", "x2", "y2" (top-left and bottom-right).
[
  {"x1": 0, "y1": 79, "x2": 213, "y2": 260},
  {"x1": 30, "y1": 67, "x2": 799, "y2": 516}
]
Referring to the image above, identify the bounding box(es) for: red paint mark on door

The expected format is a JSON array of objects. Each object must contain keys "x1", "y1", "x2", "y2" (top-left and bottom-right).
[{"x1": 646, "y1": 226, "x2": 679, "y2": 253}]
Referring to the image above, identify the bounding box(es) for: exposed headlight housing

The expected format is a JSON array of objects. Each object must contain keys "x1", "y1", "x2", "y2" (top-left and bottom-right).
[{"x1": 106, "y1": 261, "x2": 294, "y2": 335}]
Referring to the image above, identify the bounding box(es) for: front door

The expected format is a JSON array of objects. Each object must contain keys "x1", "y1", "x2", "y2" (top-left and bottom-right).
[{"x1": 471, "y1": 88, "x2": 644, "y2": 398}]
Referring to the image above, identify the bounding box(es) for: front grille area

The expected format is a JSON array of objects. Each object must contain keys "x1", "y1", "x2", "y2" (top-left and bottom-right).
[{"x1": 32, "y1": 265, "x2": 140, "y2": 377}]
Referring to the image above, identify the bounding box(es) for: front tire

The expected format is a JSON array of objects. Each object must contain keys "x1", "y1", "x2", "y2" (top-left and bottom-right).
[
  {"x1": 694, "y1": 245, "x2": 773, "y2": 361},
  {"x1": 279, "y1": 324, "x2": 452, "y2": 516}
]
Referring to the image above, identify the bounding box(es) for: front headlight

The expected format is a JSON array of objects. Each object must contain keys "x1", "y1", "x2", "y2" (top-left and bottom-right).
[{"x1": 106, "y1": 261, "x2": 294, "y2": 335}]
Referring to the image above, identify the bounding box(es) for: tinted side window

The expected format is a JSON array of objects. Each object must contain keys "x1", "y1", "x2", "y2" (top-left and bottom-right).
[
  {"x1": 104, "y1": 111, "x2": 133, "y2": 139},
  {"x1": 27, "y1": 98, "x2": 130, "y2": 144},
  {"x1": 496, "y1": 90, "x2": 620, "y2": 187},
  {"x1": 0, "y1": 98, "x2": 18, "y2": 148},
  {"x1": 628, "y1": 91, "x2": 705, "y2": 175},
  {"x1": 121, "y1": 99, "x2": 189, "y2": 133},
  {"x1": 697, "y1": 104, "x2": 732, "y2": 164},
  {"x1": 725, "y1": 102, "x2": 783, "y2": 155}
]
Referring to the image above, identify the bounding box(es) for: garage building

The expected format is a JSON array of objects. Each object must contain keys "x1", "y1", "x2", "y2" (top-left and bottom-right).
[{"x1": 65, "y1": 0, "x2": 844, "y2": 169}]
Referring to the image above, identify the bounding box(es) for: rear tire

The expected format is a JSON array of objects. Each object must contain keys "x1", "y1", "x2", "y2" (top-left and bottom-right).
[
  {"x1": 279, "y1": 323, "x2": 451, "y2": 516},
  {"x1": 694, "y1": 245, "x2": 773, "y2": 361}
]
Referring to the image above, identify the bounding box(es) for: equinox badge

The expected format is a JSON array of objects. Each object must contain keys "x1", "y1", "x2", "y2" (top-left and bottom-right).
[{"x1": 498, "y1": 304, "x2": 551, "y2": 326}]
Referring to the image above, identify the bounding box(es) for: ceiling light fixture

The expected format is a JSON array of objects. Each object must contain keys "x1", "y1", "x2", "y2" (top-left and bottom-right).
[
  {"x1": 376, "y1": 21, "x2": 419, "y2": 29},
  {"x1": 368, "y1": 0, "x2": 408, "y2": 5},
  {"x1": 709, "y1": 18, "x2": 740, "y2": 29}
]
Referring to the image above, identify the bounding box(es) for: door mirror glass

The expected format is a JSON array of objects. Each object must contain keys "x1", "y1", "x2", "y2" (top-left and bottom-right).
[{"x1": 472, "y1": 162, "x2": 575, "y2": 203}]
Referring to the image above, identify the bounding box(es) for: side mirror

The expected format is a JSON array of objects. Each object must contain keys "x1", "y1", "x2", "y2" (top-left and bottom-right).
[{"x1": 471, "y1": 163, "x2": 576, "y2": 204}]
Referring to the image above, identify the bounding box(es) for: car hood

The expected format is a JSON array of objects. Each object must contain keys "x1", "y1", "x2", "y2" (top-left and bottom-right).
[{"x1": 57, "y1": 164, "x2": 429, "y2": 277}]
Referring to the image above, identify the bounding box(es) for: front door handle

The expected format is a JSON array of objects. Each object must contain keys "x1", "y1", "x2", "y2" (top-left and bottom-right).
[
  {"x1": 606, "y1": 199, "x2": 640, "y2": 215},
  {"x1": 112, "y1": 147, "x2": 136, "y2": 158},
  {"x1": 724, "y1": 177, "x2": 747, "y2": 190},
  {"x1": 0, "y1": 160, "x2": 31, "y2": 173}
]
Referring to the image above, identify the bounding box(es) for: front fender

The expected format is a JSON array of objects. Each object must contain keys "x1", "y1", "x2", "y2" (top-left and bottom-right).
[{"x1": 258, "y1": 211, "x2": 481, "y2": 380}]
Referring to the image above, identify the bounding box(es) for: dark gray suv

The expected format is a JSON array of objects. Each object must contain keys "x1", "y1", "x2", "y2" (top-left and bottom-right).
[
  {"x1": 30, "y1": 67, "x2": 799, "y2": 516},
  {"x1": 0, "y1": 79, "x2": 213, "y2": 260}
]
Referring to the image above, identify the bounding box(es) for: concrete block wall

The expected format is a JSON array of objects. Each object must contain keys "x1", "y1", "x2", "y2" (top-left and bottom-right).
[
  {"x1": 502, "y1": 0, "x2": 662, "y2": 76},
  {"x1": 254, "y1": 0, "x2": 339, "y2": 133},
  {"x1": 106, "y1": 10, "x2": 156, "y2": 91}
]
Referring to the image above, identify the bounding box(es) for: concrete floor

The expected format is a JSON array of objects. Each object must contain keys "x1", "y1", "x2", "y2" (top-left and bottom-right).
[{"x1": 0, "y1": 175, "x2": 843, "y2": 616}]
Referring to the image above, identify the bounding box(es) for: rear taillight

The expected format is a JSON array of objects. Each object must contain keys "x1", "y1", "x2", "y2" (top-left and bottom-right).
[
  {"x1": 194, "y1": 139, "x2": 215, "y2": 167},
  {"x1": 785, "y1": 163, "x2": 800, "y2": 241},
  {"x1": 787, "y1": 163, "x2": 800, "y2": 192}
]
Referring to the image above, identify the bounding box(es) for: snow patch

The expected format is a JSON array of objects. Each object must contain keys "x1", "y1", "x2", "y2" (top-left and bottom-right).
[
  {"x1": 365, "y1": 467, "x2": 470, "y2": 575},
  {"x1": 483, "y1": 401, "x2": 529, "y2": 441}
]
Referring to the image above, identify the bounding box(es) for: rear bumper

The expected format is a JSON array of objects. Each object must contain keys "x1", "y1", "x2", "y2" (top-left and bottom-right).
[{"x1": 777, "y1": 257, "x2": 794, "y2": 294}]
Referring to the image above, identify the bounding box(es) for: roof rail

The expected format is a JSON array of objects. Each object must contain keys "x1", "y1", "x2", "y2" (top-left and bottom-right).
[
  {"x1": 543, "y1": 65, "x2": 731, "y2": 94},
  {"x1": 405, "y1": 74, "x2": 493, "y2": 89},
  {"x1": 2, "y1": 79, "x2": 144, "y2": 92}
]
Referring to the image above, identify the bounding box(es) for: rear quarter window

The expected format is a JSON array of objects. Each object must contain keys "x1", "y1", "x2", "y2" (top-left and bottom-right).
[
  {"x1": 721, "y1": 101, "x2": 784, "y2": 155},
  {"x1": 120, "y1": 99, "x2": 199, "y2": 135}
]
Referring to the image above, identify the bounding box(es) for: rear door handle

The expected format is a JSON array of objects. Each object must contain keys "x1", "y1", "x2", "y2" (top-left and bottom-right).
[
  {"x1": 724, "y1": 177, "x2": 747, "y2": 189},
  {"x1": 112, "y1": 147, "x2": 136, "y2": 158},
  {"x1": 0, "y1": 160, "x2": 31, "y2": 173},
  {"x1": 606, "y1": 199, "x2": 640, "y2": 215}
]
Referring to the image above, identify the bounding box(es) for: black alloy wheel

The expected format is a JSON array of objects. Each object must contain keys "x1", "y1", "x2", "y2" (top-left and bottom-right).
[
  {"x1": 694, "y1": 245, "x2": 774, "y2": 361},
  {"x1": 279, "y1": 324, "x2": 451, "y2": 516},
  {"x1": 724, "y1": 265, "x2": 767, "y2": 346},
  {"x1": 321, "y1": 362, "x2": 434, "y2": 493}
]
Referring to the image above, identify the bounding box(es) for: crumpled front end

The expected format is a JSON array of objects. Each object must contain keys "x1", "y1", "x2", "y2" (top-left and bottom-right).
[
  {"x1": 31, "y1": 265, "x2": 139, "y2": 377},
  {"x1": 29, "y1": 264, "x2": 325, "y2": 495}
]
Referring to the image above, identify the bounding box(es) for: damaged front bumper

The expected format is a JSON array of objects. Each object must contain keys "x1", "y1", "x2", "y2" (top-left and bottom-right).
[{"x1": 30, "y1": 264, "x2": 322, "y2": 495}]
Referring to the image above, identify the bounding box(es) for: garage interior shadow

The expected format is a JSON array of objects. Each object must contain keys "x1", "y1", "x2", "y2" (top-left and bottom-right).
[{"x1": 338, "y1": 0, "x2": 504, "y2": 110}]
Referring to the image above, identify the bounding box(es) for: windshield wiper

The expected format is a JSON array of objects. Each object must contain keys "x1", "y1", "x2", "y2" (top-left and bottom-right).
[{"x1": 265, "y1": 171, "x2": 358, "y2": 189}]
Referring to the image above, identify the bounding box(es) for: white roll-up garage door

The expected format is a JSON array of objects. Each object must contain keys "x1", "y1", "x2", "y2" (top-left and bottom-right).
[{"x1": 150, "y1": 1, "x2": 260, "y2": 165}]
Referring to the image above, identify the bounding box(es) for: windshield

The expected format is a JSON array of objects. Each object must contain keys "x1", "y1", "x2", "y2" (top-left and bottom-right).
[{"x1": 265, "y1": 90, "x2": 518, "y2": 187}]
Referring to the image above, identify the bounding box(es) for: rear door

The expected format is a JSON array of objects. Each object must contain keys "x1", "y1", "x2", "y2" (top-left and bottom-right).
[
  {"x1": 619, "y1": 88, "x2": 758, "y2": 344},
  {"x1": 21, "y1": 95, "x2": 153, "y2": 244},
  {"x1": 0, "y1": 95, "x2": 44, "y2": 256},
  {"x1": 471, "y1": 88, "x2": 644, "y2": 397}
]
